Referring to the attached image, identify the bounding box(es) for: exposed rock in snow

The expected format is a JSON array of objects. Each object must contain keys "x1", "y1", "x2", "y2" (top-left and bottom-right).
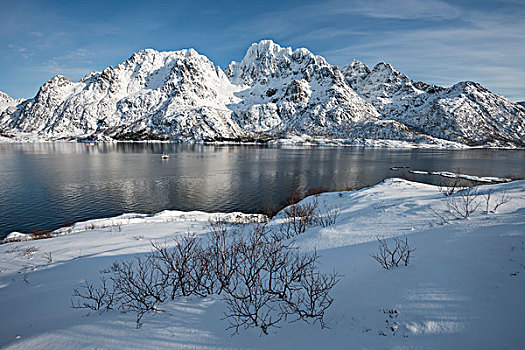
[
  {"x1": 343, "y1": 61, "x2": 525, "y2": 147},
  {"x1": 1, "y1": 41, "x2": 523, "y2": 147}
]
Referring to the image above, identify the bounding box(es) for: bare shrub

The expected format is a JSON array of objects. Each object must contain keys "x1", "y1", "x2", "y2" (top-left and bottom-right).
[
  {"x1": 111, "y1": 256, "x2": 167, "y2": 326},
  {"x1": 223, "y1": 225, "x2": 284, "y2": 334},
  {"x1": 151, "y1": 234, "x2": 213, "y2": 299},
  {"x1": 44, "y1": 252, "x2": 53, "y2": 263},
  {"x1": 223, "y1": 225, "x2": 339, "y2": 335},
  {"x1": 280, "y1": 262, "x2": 338, "y2": 329},
  {"x1": 285, "y1": 188, "x2": 304, "y2": 205},
  {"x1": 110, "y1": 224, "x2": 122, "y2": 232},
  {"x1": 446, "y1": 187, "x2": 480, "y2": 219},
  {"x1": 482, "y1": 188, "x2": 494, "y2": 214},
  {"x1": 22, "y1": 246, "x2": 39, "y2": 258},
  {"x1": 318, "y1": 208, "x2": 340, "y2": 227},
  {"x1": 492, "y1": 191, "x2": 511, "y2": 212},
  {"x1": 31, "y1": 228, "x2": 52, "y2": 240},
  {"x1": 61, "y1": 220, "x2": 74, "y2": 227},
  {"x1": 279, "y1": 197, "x2": 319, "y2": 239},
  {"x1": 371, "y1": 237, "x2": 415, "y2": 270},
  {"x1": 74, "y1": 222, "x2": 339, "y2": 334},
  {"x1": 437, "y1": 177, "x2": 470, "y2": 196},
  {"x1": 71, "y1": 277, "x2": 115, "y2": 312},
  {"x1": 207, "y1": 220, "x2": 239, "y2": 294},
  {"x1": 429, "y1": 206, "x2": 452, "y2": 225}
]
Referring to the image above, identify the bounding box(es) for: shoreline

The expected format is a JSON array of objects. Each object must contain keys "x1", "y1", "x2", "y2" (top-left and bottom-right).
[{"x1": 4, "y1": 134, "x2": 524, "y2": 149}]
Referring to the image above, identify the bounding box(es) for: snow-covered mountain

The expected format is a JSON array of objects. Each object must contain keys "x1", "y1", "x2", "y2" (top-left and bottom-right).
[
  {"x1": 0, "y1": 49, "x2": 246, "y2": 141},
  {"x1": 1, "y1": 40, "x2": 523, "y2": 147},
  {"x1": 225, "y1": 41, "x2": 379, "y2": 135},
  {"x1": 223, "y1": 40, "x2": 440, "y2": 144},
  {"x1": 343, "y1": 61, "x2": 525, "y2": 147}
]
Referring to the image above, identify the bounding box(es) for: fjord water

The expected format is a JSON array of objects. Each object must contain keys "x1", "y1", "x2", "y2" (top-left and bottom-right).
[{"x1": 0, "y1": 143, "x2": 524, "y2": 238}]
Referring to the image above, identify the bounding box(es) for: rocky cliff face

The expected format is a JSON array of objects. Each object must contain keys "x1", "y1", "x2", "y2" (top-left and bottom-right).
[
  {"x1": 343, "y1": 61, "x2": 525, "y2": 147},
  {"x1": 1, "y1": 40, "x2": 523, "y2": 147}
]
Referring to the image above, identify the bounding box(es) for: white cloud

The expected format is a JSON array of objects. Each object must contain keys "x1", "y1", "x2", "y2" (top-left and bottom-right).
[
  {"x1": 340, "y1": 0, "x2": 462, "y2": 20},
  {"x1": 8, "y1": 44, "x2": 34, "y2": 59}
]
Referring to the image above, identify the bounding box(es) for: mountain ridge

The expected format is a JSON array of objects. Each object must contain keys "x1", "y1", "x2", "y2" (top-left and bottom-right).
[
  {"x1": 1, "y1": 40, "x2": 523, "y2": 147},
  {"x1": 342, "y1": 60, "x2": 524, "y2": 147}
]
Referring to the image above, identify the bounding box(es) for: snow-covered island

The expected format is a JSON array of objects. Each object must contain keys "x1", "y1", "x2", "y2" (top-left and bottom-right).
[
  {"x1": 1, "y1": 178, "x2": 524, "y2": 349},
  {"x1": 1, "y1": 40, "x2": 524, "y2": 148}
]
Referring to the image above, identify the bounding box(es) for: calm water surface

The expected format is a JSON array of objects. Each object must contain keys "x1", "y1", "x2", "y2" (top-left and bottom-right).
[{"x1": 0, "y1": 143, "x2": 524, "y2": 238}]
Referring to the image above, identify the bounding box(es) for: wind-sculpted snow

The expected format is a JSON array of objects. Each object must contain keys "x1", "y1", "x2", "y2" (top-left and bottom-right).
[
  {"x1": 1, "y1": 40, "x2": 524, "y2": 147},
  {"x1": 343, "y1": 61, "x2": 525, "y2": 147}
]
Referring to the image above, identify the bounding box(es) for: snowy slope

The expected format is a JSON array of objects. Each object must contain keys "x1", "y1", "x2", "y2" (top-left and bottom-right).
[
  {"x1": 343, "y1": 61, "x2": 525, "y2": 147},
  {"x1": 1, "y1": 179, "x2": 524, "y2": 349}
]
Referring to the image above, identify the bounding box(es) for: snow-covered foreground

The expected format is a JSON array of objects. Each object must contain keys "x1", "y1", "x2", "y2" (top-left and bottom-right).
[{"x1": 1, "y1": 179, "x2": 524, "y2": 349}]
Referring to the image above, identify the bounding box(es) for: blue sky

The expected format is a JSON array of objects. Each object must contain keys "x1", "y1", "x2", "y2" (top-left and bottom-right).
[{"x1": 1, "y1": 0, "x2": 524, "y2": 101}]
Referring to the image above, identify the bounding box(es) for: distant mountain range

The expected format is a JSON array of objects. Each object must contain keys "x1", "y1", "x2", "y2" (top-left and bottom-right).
[{"x1": 1, "y1": 40, "x2": 523, "y2": 147}]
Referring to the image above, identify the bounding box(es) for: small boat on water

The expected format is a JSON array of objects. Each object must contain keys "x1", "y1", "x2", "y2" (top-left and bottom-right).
[{"x1": 161, "y1": 153, "x2": 170, "y2": 159}]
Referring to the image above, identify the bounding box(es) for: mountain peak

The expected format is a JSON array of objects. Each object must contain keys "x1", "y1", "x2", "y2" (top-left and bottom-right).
[
  {"x1": 342, "y1": 60, "x2": 370, "y2": 90},
  {"x1": 0, "y1": 91, "x2": 12, "y2": 101},
  {"x1": 372, "y1": 62, "x2": 400, "y2": 75},
  {"x1": 227, "y1": 40, "x2": 328, "y2": 86},
  {"x1": 246, "y1": 40, "x2": 292, "y2": 57},
  {"x1": 0, "y1": 91, "x2": 15, "y2": 112},
  {"x1": 41, "y1": 75, "x2": 72, "y2": 89}
]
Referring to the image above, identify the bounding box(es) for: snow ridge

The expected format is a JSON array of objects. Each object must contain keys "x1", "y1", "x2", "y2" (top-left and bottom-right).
[{"x1": 1, "y1": 40, "x2": 524, "y2": 147}]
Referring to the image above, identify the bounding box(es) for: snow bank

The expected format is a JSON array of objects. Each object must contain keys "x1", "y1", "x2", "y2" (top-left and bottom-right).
[{"x1": 2, "y1": 211, "x2": 267, "y2": 243}]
